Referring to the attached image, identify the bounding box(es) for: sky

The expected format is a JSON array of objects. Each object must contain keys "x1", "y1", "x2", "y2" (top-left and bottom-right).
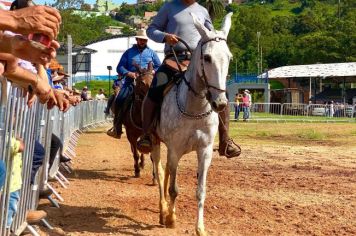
[{"x1": 35, "y1": 0, "x2": 136, "y2": 6}]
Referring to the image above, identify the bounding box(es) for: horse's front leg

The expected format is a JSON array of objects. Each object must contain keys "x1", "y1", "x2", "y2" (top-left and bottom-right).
[
  {"x1": 131, "y1": 144, "x2": 140, "y2": 177},
  {"x1": 165, "y1": 149, "x2": 180, "y2": 228},
  {"x1": 139, "y1": 153, "x2": 145, "y2": 169},
  {"x1": 151, "y1": 144, "x2": 168, "y2": 224},
  {"x1": 195, "y1": 145, "x2": 213, "y2": 236}
]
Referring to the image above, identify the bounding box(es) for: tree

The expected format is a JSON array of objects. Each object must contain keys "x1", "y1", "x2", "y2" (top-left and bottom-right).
[
  {"x1": 80, "y1": 3, "x2": 91, "y2": 11},
  {"x1": 198, "y1": 0, "x2": 225, "y2": 20}
]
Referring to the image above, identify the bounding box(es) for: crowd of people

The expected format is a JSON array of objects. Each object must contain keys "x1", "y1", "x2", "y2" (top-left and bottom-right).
[{"x1": 0, "y1": 0, "x2": 87, "y2": 230}]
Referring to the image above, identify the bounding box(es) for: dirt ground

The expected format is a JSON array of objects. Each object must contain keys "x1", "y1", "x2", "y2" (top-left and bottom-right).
[{"x1": 38, "y1": 123, "x2": 356, "y2": 236}]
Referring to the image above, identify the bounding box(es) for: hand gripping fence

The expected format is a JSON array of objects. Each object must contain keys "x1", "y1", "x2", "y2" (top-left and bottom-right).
[{"x1": 0, "y1": 75, "x2": 109, "y2": 236}]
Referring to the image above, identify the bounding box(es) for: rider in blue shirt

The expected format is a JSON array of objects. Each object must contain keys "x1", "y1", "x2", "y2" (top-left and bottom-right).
[{"x1": 108, "y1": 29, "x2": 161, "y2": 138}]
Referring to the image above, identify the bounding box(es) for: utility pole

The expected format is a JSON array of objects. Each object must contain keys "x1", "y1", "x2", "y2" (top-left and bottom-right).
[
  {"x1": 257, "y1": 32, "x2": 261, "y2": 75},
  {"x1": 235, "y1": 58, "x2": 237, "y2": 81}
]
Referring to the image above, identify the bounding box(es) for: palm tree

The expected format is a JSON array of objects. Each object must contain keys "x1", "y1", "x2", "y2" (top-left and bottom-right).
[{"x1": 198, "y1": 0, "x2": 225, "y2": 20}]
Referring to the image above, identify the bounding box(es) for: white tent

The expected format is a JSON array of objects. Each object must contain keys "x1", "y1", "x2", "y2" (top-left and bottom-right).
[{"x1": 261, "y1": 62, "x2": 356, "y2": 78}]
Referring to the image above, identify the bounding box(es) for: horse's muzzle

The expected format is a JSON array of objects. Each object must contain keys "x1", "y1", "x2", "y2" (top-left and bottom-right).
[{"x1": 211, "y1": 100, "x2": 227, "y2": 112}]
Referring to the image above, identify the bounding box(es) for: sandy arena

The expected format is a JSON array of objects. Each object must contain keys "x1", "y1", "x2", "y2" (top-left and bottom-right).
[{"x1": 38, "y1": 123, "x2": 356, "y2": 236}]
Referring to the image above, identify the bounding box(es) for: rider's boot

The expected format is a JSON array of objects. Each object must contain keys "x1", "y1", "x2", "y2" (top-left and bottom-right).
[
  {"x1": 218, "y1": 104, "x2": 241, "y2": 158},
  {"x1": 107, "y1": 109, "x2": 123, "y2": 139},
  {"x1": 137, "y1": 96, "x2": 158, "y2": 154}
]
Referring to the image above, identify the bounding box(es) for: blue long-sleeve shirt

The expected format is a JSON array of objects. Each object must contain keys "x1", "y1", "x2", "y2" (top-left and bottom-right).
[
  {"x1": 116, "y1": 45, "x2": 161, "y2": 78},
  {"x1": 146, "y1": 0, "x2": 213, "y2": 54}
]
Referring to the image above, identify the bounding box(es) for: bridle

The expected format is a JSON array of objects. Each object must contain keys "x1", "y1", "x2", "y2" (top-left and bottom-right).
[
  {"x1": 172, "y1": 37, "x2": 227, "y2": 99},
  {"x1": 199, "y1": 37, "x2": 227, "y2": 94},
  {"x1": 173, "y1": 37, "x2": 228, "y2": 119}
]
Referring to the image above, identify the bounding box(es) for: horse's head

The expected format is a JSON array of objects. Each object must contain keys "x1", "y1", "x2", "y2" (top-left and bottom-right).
[
  {"x1": 132, "y1": 61, "x2": 154, "y2": 99},
  {"x1": 192, "y1": 12, "x2": 233, "y2": 112}
]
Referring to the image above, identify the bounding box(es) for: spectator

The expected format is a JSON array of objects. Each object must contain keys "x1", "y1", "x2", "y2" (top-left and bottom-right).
[
  {"x1": 0, "y1": 160, "x2": 5, "y2": 190},
  {"x1": 95, "y1": 88, "x2": 106, "y2": 100},
  {"x1": 234, "y1": 93, "x2": 240, "y2": 121},
  {"x1": 49, "y1": 134, "x2": 71, "y2": 169},
  {"x1": 81, "y1": 86, "x2": 89, "y2": 101},
  {"x1": 242, "y1": 92, "x2": 250, "y2": 121},
  {"x1": 7, "y1": 137, "x2": 24, "y2": 227}
]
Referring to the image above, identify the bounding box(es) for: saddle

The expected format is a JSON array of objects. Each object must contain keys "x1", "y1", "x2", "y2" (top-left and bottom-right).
[
  {"x1": 163, "y1": 58, "x2": 190, "y2": 97},
  {"x1": 164, "y1": 58, "x2": 190, "y2": 72}
]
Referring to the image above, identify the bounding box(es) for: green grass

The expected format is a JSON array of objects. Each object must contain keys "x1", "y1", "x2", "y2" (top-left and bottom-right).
[
  {"x1": 297, "y1": 129, "x2": 326, "y2": 140},
  {"x1": 231, "y1": 112, "x2": 356, "y2": 122},
  {"x1": 228, "y1": 123, "x2": 355, "y2": 145},
  {"x1": 73, "y1": 80, "x2": 114, "y2": 97}
]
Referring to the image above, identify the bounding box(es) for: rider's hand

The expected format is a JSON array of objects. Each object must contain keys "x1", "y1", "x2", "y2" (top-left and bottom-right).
[
  {"x1": 164, "y1": 34, "x2": 179, "y2": 46},
  {"x1": 126, "y1": 72, "x2": 137, "y2": 79}
]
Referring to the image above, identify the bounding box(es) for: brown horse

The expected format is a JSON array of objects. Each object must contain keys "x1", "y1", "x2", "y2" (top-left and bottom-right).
[{"x1": 113, "y1": 62, "x2": 154, "y2": 178}]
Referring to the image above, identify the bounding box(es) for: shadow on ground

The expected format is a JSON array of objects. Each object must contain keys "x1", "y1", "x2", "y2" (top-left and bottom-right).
[{"x1": 40, "y1": 204, "x2": 163, "y2": 235}]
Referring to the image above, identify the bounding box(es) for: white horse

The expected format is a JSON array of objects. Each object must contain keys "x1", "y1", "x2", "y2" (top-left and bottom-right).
[{"x1": 151, "y1": 13, "x2": 233, "y2": 236}]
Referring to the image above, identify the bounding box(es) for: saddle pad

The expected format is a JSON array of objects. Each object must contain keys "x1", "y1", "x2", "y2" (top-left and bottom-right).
[
  {"x1": 163, "y1": 79, "x2": 177, "y2": 97},
  {"x1": 164, "y1": 59, "x2": 190, "y2": 72}
]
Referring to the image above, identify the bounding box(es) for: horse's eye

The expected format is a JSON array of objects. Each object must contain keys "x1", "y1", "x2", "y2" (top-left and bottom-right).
[{"x1": 203, "y1": 55, "x2": 212, "y2": 63}]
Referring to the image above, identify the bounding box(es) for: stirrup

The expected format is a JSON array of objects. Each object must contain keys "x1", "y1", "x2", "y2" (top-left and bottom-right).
[
  {"x1": 137, "y1": 134, "x2": 153, "y2": 154},
  {"x1": 219, "y1": 138, "x2": 241, "y2": 158}
]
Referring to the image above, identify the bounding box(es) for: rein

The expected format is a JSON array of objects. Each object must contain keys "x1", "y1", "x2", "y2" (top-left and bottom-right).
[
  {"x1": 176, "y1": 81, "x2": 213, "y2": 119},
  {"x1": 173, "y1": 37, "x2": 227, "y2": 119}
]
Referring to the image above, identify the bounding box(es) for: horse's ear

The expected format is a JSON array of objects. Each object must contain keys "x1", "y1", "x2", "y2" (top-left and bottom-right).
[
  {"x1": 191, "y1": 13, "x2": 209, "y2": 39},
  {"x1": 132, "y1": 60, "x2": 141, "y2": 72},
  {"x1": 221, "y1": 12, "x2": 233, "y2": 37},
  {"x1": 148, "y1": 61, "x2": 153, "y2": 71}
]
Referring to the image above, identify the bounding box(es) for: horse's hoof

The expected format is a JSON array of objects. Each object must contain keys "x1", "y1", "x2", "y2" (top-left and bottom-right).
[
  {"x1": 139, "y1": 162, "x2": 145, "y2": 169},
  {"x1": 159, "y1": 213, "x2": 166, "y2": 225},
  {"x1": 134, "y1": 172, "x2": 140, "y2": 178},
  {"x1": 196, "y1": 228, "x2": 208, "y2": 236},
  {"x1": 165, "y1": 215, "x2": 176, "y2": 228},
  {"x1": 152, "y1": 179, "x2": 157, "y2": 186}
]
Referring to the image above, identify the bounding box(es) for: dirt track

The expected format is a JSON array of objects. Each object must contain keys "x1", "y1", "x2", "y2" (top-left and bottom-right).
[{"x1": 39, "y1": 124, "x2": 356, "y2": 236}]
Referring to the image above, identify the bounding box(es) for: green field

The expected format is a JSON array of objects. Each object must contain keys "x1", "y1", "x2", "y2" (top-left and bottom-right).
[
  {"x1": 229, "y1": 122, "x2": 356, "y2": 146},
  {"x1": 73, "y1": 80, "x2": 114, "y2": 97},
  {"x1": 231, "y1": 112, "x2": 356, "y2": 122}
]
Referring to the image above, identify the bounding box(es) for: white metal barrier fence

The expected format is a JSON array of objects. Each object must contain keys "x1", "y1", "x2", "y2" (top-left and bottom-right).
[
  {"x1": 229, "y1": 102, "x2": 356, "y2": 121},
  {"x1": 0, "y1": 76, "x2": 107, "y2": 235}
]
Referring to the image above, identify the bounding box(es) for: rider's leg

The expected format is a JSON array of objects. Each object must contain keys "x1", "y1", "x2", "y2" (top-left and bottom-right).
[
  {"x1": 218, "y1": 102, "x2": 241, "y2": 158},
  {"x1": 137, "y1": 65, "x2": 175, "y2": 154},
  {"x1": 108, "y1": 87, "x2": 127, "y2": 138}
]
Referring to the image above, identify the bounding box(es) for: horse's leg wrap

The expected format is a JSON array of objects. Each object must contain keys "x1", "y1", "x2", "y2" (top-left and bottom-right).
[{"x1": 218, "y1": 105, "x2": 241, "y2": 158}]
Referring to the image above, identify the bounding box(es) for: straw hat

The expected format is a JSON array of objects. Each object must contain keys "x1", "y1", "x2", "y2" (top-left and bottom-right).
[
  {"x1": 52, "y1": 75, "x2": 65, "y2": 82},
  {"x1": 49, "y1": 59, "x2": 62, "y2": 70},
  {"x1": 135, "y1": 29, "x2": 148, "y2": 40},
  {"x1": 57, "y1": 69, "x2": 69, "y2": 77}
]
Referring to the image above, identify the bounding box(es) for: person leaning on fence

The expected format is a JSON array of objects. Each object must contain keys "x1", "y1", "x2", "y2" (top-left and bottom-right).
[
  {"x1": 81, "y1": 86, "x2": 89, "y2": 101},
  {"x1": 0, "y1": 160, "x2": 6, "y2": 191},
  {"x1": 136, "y1": 0, "x2": 241, "y2": 158},
  {"x1": 95, "y1": 88, "x2": 106, "y2": 100},
  {"x1": 6, "y1": 137, "x2": 24, "y2": 228}
]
